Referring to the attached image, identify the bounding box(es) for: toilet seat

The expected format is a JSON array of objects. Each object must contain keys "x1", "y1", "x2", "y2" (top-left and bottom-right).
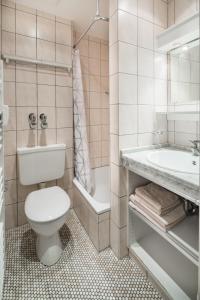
[{"x1": 25, "y1": 186, "x2": 70, "y2": 223}]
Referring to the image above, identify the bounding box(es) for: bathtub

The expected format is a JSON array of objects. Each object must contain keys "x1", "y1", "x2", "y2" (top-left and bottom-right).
[{"x1": 73, "y1": 166, "x2": 110, "y2": 251}]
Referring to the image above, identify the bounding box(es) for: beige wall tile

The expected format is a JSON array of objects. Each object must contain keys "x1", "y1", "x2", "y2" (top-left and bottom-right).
[
  {"x1": 2, "y1": 0, "x2": 15, "y2": 8},
  {"x1": 17, "y1": 183, "x2": 38, "y2": 203},
  {"x1": 16, "y1": 3, "x2": 36, "y2": 14},
  {"x1": 56, "y1": 70, "x2": 72, "y2": 87},
  {"x1": 38, "y1": 85, "x2": 55, "y2": 107},
  {"x1": 56, "y1": 86, "x2": 72, "y2": 107},
  {"x1": 2, "y1": 6, "x2": 15, "y2": 32},
  {"x1": 37, "y1": 39, "x2": 55, "y2": 62},
  {"x1": 4, "y1": 63, "x2": 16, "y2": 82},
  {"x1": 16, "y1": 69, "x2": 36, "y2": 84},
  {"x1": 89, "y1": 58, "x2": 100, "y2": 76},
  {"x1": 16, "y1": 83, "x2": 37, "y2": 106},
  {"x1": 56, "y1": 108, "x2": 73, "y2": 128},
  {"x1": 5, "y1": 180, "x2": 17, "y2": 205},
  {"x1": 56, "y1": 22, "x2": 72, "y2": 46},
  {"x1": 17, "y1": 201, "x2": 27, "y2": 226},
  {"x1": 38, "y1": 107, "x2": 56, "y2": 129},
  {"x1": 17, "y1": 130, "x2": 37, "y2": 147},
  {"x1": 4, "y1": 131, "x2": 16, "y2": 155},
  {"x1": 57, "y1": 127, "x2": 73, "y2": 148},
  {"x1": 16, "y1": 107, "x2": 37, "y2": 130},
  {"x1": 16, "y1": 34, "x2": 36, "y2": 59},
  {"x1": 38, "y1": 128, "x2": 56, "y2": 145},
  {"x1": 4, "y1": 82, "x2": 15, "y2": 106},
  {"x1": 6, "y1": 107, "x2": 16, "y2": 131},
  {"x1": 99, "y1": 219, "x2": 110, "y2": 250},
  {"x1": 2, "y1": 31, "x2": 15, "y2": 55},
  {"x1": 5, "y1": 155, "x2": 16, "y2": 180},
  {"x1": 37, "y1": 10, "x2": 55, "y2": 20},
  {"x1": 37, "y1": 16, "x2": 55, "y2": 42},
  {"x1": 5, "y1": 204, "x2": 17, "y2": 229},
  {"x1": 65, "y1": 148, "x2": 73, "y2": 169},
  {"x1": 89, "y1": 41, "x2": 100, "y2": 59},
  {"x1": 38, "y1": 67, "x2": 55, "y2": 85},
  {"x1": 16, "y1": 10, "x2": 36, "y2": 37},
  {"x1": 56, "y1": 44, "x2": 72, "y2": 65}
]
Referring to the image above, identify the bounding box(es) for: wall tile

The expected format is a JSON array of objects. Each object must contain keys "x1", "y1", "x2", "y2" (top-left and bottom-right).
[
  {"x1": 56, "y1": 44, "x2": 71, "y2": 65},
  {"x1": 16, "y1": 83, "x2": 37, "y2": 106},
  {"x1": 4, "y1": 82, "x2": 15, "y2": 106},
  {"x1": 37, "y1": 39, "x2": 55, "y2": 61},
  {"x1": 2, "y1": 6, "x2": 15, "y2": 32},
  {"x1": 138, "y1": 76, "x2": 154, "y2": 105},
  {"x1": 5, "y1": 180, "x2": 17, "y2": 205},
  {"x1": 5, "y1": 204, "x2": 17, "y2": 229},
  {"x1": 38, "y1": 85, "x2": 55, "y2": 107},
  {"x1": 5, "y1": 155, "x2": 16, "y2": 180},
  {"x1": 118, "y1": 0, "x2": 138, "y2": 15},
  {"x1": 16, "y1": 34, "x2": 36, "y2": 59},
  {"x1": 16, "y1": 10, "x2": 36, "y2": 37},
  {"x1": 138, "y1": 0, "x2": 154, "y2": 22},
  {"x1": 37, "y1": 16, "x2": 55, "y2": 42},
  {"x1": 56, "y1": 22, "x2": 71, "y2": 46},
  {"x1": 56, "y1": 108, "x2": 73, "y2": 128},
  {"x1": 2, "y1": 31, "x2": 15, "y2": 55},
  {"x1": 118, "y1": 10, "x2": 137, "y2": 45},
  {"x1": 138, "y1": 18, "x2": 153, "y2": 50},
  {"x1": 138, "y1": 47, "x2": 154, "y2": 77},
  {"x1": 119, "y1": 42, "x2": 137, "y2": 74},
  {"x1": 4, "y1": 131, "x2": 16, "y2": 155}
]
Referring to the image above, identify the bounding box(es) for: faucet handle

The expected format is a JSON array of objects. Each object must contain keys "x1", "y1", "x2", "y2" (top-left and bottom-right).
[
  {"x1": 39, "y1": 113, "x2": 48, "y2": 129},
  {"x1": 28, "y1": 113, "x2": 37, "y2": 129},
  {"x1": 190, "y1": 140, "x2": 200, "y2": 148}
]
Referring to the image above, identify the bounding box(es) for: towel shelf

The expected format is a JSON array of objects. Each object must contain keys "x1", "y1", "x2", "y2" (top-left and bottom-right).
[
  {"x1": 129, "y1": 201, "x2": 199, "y2": 266},
  {"x1": 1, "y1": 54, "x2": 72, "y2": 73}
]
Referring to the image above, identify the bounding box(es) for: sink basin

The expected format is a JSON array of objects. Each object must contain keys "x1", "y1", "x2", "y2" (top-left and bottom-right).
[{"x1": 147, "y1": 149, "x2": 199, "y2": 175}]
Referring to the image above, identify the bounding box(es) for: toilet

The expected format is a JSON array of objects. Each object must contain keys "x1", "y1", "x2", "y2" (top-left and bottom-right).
[{"x1": 17, "y1": 144, "x2": 71, "y2": 266}]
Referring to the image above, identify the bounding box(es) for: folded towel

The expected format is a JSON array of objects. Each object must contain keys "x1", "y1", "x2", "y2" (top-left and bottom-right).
[
  {"x1": 135, "y1": 183, "x2": 180, "y2": 215},
  {"x1": 130, "y1": 195, "x2": 186, "y2": 231}
]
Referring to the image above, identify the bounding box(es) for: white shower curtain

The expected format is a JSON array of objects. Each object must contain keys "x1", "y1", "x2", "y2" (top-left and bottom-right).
[{"x1": 73, "y1": 49, "x2": 95, "y2": 195}]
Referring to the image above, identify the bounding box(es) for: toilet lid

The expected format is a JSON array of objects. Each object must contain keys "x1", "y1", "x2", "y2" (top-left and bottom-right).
[{"x1": 25, "y1": 186, "x2": 71, "y2": 223}]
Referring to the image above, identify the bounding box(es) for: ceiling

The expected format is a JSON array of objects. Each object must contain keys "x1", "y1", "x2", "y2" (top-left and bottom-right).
[{"x1": 14, "y1": 0, "x2": 109, "y2": 40}]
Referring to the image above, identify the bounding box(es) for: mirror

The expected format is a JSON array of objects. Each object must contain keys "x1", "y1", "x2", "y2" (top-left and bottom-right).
[{"x1": 169, "y1": 39, "x2": 200, "y2": 105}]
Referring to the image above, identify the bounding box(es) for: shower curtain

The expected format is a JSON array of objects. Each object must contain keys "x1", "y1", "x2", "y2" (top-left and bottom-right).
[{"x1": 73, "y1": 49, "x2": 95, "y2": 195}]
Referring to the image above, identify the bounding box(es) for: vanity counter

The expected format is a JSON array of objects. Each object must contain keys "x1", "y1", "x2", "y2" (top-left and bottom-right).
[{"x1": 121, "y1": 145, "x2": 200, "y2": 205}]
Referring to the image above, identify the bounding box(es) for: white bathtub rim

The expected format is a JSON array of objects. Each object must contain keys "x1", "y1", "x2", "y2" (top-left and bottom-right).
[{"x1": 73, "y1": 178, "x2": 110, "y2": 215}]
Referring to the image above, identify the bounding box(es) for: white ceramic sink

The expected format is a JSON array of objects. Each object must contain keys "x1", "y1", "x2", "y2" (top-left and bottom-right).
[{"x1": 147, "y1": 149, "x2": 200, "y2": 175}]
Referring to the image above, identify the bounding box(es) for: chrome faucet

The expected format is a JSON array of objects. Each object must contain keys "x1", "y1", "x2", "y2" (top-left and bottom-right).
[
  {"x1": 190, "y1": 140, "x2": 200, "y2": 156},
  {"x1": 28, "y1": 113, "x2": 37, "y2": 129},
  {"x1": 39, "y1": 113, "x2": 48, "y2": 129}
]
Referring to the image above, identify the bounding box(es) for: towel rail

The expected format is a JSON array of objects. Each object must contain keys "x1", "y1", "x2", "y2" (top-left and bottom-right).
[{"x1": 1, "y1": 54, "x2": 72, "y2": 73}]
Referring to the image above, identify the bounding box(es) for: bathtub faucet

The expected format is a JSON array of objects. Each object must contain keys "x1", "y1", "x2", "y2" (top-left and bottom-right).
[{"x1": 190, "y1": 140, "x2": 200, "y2": 156}]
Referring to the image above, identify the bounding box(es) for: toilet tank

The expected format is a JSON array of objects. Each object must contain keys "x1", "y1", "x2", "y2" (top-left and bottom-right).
[{"x1": 17, "y1": 144, "x2": 66, "y2": 185}]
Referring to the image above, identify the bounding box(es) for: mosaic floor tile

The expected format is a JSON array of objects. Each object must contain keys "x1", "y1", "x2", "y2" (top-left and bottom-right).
[{"x1": 3, "y1": 210, "x2": 162, "y2": 300}]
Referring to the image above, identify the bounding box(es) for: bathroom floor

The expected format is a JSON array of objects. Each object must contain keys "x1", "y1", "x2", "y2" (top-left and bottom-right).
[{"x1": 3, "y1": 210, "x2": 162, "y2": 300}]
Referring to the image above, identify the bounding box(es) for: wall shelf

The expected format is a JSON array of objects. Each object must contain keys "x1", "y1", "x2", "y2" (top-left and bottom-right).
[
  {"x1": 1, "y1": 54, "x2": 72, "y2": 73},
  {"x1": 129, "y1": 202, "x2": 199, "y2": 266}
]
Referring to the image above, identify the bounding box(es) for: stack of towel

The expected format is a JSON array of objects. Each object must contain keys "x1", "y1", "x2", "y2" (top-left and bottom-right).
[{"x1": 130, "y1": 183, "x2": 186, "y2": 231}]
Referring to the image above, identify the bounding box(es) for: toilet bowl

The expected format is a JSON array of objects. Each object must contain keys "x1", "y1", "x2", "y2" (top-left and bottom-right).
[
  {"x1": 17, "y1": 144, "x2": 70, "y2": 266},
  {"x1": 25, "y1": 186, "x2": 71, "y2": 266}
]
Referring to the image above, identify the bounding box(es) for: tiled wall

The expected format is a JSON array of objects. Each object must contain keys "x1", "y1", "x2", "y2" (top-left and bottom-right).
[
  {"x1": 74, "y1": 32, "x2": 109, "y2": 168},
  {"x1": 167, "y1": 0, "x2": 200, "y2": 147},
  {"x1": 1, "y1": 0, "x2": 73, "y2": 229},
  {"x1": 109, "y1": 0, "x2": 168, "y2": 258}
]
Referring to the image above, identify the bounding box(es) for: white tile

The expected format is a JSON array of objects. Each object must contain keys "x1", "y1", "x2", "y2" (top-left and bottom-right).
[
  {"x1": 119, "y1": 74, "x2": 137, "y2": 104},
  {"x1": 109, "y1": 42, "x2": 118, "y2": 75},
  {"x1": 119, "y1": 134, "x2": 137, "y2": 149},
  {"x1": 138, "y1": 105, "x2": 155, "y2": 133},
  {"x1": 119, "y1": 104, "x2": 137, "y2": 135},
  {"x1": 109, "y1": 12, "x2": 118, "y2": 46},
  {"x1": 138, "y1": 48, "x2": 154, "y2": 77},
  {"x1": 155, "y1": 79, "x2": 167, "y2": 106},
  {"x1": 138, "y1": 0, "x2": 153, "y2": 22},
  {"x1": 119, "y1": 42, "x2": 137, "y2": 74},
  {"x1": 118, "y1": 0, "x2": 137, "y2": 15},
  {"x1": 118, "y1": 10, "x2": 137, "y2": 45},
  {"x1": 109, "y1": 0, "x2": 118, "y2": 17},
  {"x1": 155, "y1": 53, "x2": 167, "y2": 80},
  {"x1": 138, "y1": 18, "x2": 153, "y2": 50},
  {"x1": 138, "y1": 76, "x2": 154, "y2": 105}
]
